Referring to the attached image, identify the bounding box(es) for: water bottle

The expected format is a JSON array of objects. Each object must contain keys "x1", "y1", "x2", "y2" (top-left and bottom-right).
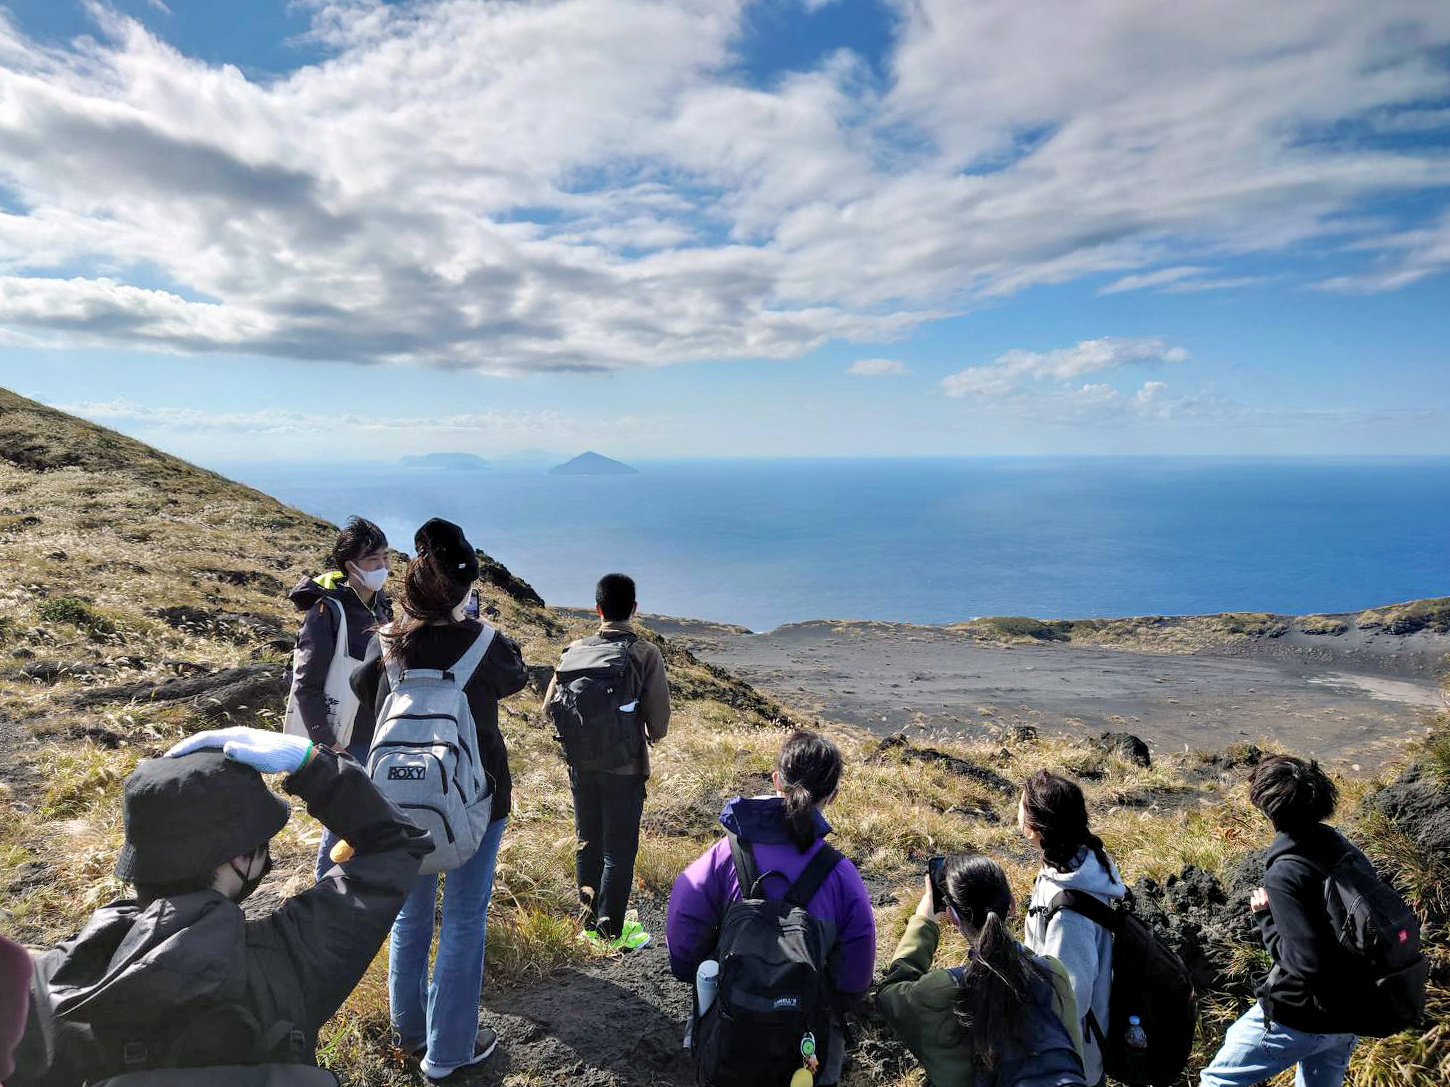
[
  {"x1": 1123, "y1": 1014, "x2": 1149, "y2": 1083},
  {"x1": 695, "y1": 959, "x2": 720, "y2": 1018}
]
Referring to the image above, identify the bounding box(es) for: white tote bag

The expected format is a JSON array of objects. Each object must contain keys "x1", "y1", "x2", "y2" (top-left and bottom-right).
[{"x1": 283, "y1": 598, "x2": 362, "y2": 749}]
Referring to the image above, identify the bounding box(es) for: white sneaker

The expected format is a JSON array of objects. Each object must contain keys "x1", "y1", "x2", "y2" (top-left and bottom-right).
[{"x1": 420, "y1": 1028, "x2": 498, "y2": 1080}]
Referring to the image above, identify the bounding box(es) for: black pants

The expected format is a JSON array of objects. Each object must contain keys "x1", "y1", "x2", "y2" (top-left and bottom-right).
[{"x1": 570, "y1": 768, "x2": 647, "y2": 939}]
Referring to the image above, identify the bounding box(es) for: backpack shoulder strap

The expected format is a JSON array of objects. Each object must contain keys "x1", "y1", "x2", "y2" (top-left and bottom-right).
[
  {"x1": 1043, "y1": 889, "x2": 1121, "y2": 934},
  {"x1": 786, "y1": 844, "x2": 844, "y2": 909},
  {"x1": 449, "y1": 623, "x2": 497, "y2": 683},
  {"x1": 727, "y1": 831, "x2": 764, "y2": 899}
]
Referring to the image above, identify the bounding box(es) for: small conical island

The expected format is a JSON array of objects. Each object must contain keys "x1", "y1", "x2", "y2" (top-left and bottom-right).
[{"x1": 548, "y1": 451, "x2": 639, "y2": 475}]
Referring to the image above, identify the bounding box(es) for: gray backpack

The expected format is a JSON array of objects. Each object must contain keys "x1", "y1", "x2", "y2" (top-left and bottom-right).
[
  {"x1": 368, "y1": 627, "x2": 495, "y2": 875},
  {"x1": 546, "y1": 634, "x2": 644, "y2": 771}
]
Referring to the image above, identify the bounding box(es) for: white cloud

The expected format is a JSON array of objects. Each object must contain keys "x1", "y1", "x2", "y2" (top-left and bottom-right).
[
  {"x1": 0, "y1": 1, "x2": 1445, "y2": 371},
  {"x1": 847, "y1": 357, "x2": 909, "y2": 376},
  {"x1": 1099, "y1": 267, "x2": 1205, "y2": 294},
  {"x1": 941, "y1": 337, "x2": 1188, "y2": 398},
  {"x1": 1316, "y1": 209, "x2": 1450, "y2": 293}
]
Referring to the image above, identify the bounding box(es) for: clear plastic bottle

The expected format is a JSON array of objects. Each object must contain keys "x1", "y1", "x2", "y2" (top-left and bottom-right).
[{"x1": 1123, "y1": 1014, "x2": 1149, "y2": 1083}]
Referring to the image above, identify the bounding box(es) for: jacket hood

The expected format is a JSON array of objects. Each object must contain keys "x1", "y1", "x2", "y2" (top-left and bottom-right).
[
  {"x1": 44, "y1": 892, "x2": 247, "y2": 1027},
  {"x1": 1266, "y1": 822, "x2": 1349, "y2": 869},
  {"x1": 1036, "y1": 846, "x2": 1126, "y2": 901},
  {"x1": 719, "y1": 795, "x2": 832, "y2": 846},
  {"x1": 289, "y1": 572, "x2": 388, "y2": 613}
]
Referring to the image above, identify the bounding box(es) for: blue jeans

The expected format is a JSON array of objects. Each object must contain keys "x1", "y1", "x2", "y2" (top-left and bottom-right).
[
  {"x1": 1200, "y1": 1002, "x2": 1357, "y2": 1087},
  {"x1": 315, "y1": 738, "x2": 372, "y2": 881},
  {"x1": 389, "y1": 816, "x2": 508, "y2": 1071}
]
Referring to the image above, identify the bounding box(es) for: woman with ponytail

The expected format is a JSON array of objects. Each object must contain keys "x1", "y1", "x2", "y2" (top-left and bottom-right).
[
  {"x1": 350, "y1": 518, "x2": 529, "y2": 1080},
  {"x1": 666, "y1": 730, "x2": 876, "y2": 1086},
  {"x1": 1019, "y1": 770, "x2": 1125, "y2": 1087},
  {"x1": 878, "y1": 854, "x2": 1086, "y2": 1086}
]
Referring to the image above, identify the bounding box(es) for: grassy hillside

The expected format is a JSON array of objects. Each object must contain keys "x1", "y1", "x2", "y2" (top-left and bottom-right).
[{"x1": 1, "y1": 387, "x2": 1446, "y2": 1086}]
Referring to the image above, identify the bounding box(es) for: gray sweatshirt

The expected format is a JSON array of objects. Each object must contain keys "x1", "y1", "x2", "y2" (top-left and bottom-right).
[{"x1": 1022, "y1": 846, "x2": 1125, "y2": 1086}]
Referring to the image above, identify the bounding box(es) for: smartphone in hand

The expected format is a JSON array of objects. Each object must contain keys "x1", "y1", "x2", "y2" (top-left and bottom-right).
[
  {"x1": 927, "y1": 855, "x2": 947, "y2": 915},
  {"x1": 464, "y1": 588, "x2": 480, "y2": 619}
]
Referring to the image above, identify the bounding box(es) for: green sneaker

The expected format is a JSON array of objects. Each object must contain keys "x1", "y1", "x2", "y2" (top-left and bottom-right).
[
  {"x1": 612, "y1": 917, "x2": 652, "y2": 951},
  {"x1": 577, "y1": 928, "x2": 611, "y2": 951}
]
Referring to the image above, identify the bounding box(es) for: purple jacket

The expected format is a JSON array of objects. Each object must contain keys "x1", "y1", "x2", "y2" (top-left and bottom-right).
[{"x1": 666, "y1": 796, "x2": 877, "y2": 995}]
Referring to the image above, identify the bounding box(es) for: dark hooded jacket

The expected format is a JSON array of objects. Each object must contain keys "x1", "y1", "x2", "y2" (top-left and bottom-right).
[
  {"x1": 1256, "y1": 822, "x2": 1363, "y2": 1034},
  {"x1": 288, "y1": 573, "x2": 392, "y2": 749},
  {"x1": 12, "y1": 750, "x2": 429, "y2": 1085}
]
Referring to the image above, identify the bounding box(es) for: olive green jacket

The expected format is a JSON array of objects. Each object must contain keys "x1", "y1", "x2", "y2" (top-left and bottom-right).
[{"x1": 877, "y1": 916, "x2": 1084, "y2": 1087}]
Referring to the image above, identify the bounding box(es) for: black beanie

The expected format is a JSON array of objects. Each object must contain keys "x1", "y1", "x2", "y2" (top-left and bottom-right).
[{"x1": 415, "y1": 518, "x2": 480, "y2": 584}]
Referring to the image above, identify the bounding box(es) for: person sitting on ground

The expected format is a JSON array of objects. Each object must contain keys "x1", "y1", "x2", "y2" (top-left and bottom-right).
[
  {"x1": 1198, "y1": 756, "x2": 1362, "y2": 1087},
  {"x1": 542, "y1": 572, "x2": 670, "y2": 951},
  {"x1": 351, "y1": 518, "x2": 528, "y2": 1082},
  {"x1": 11, "y1": 727, "x2": 429, "y2": 1085},
  {"x1": 1019, "y1": 769, "x2": 1125, "y2": 1087},
  {"x1": 877, "y1": 854, "x2": 1086, "y2": 1087},
  {"x1": 282, "y1": 515, "x2": 393, "y2": 882},
  {"x1": 665, "y1": 730, "x2": 875, "y2": 1086}
]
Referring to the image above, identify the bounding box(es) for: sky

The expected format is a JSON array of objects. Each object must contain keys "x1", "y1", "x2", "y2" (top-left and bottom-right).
[{"x1": 0, "y1": 0, "x2": 1448, "y2": 463}]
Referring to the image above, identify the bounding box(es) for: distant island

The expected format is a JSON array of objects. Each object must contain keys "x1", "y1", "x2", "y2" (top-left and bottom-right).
[
  {"x1": 548, "y1": 451, "x2": 639, "y2": 476},
  {"x1": 400, "y1": 452, "x2": 491, "y2": 470}
]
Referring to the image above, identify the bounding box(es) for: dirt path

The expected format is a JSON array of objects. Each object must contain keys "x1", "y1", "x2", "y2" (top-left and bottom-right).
[{"x1": 667, "y1": 621, "x2": 1447, "y2": 771}]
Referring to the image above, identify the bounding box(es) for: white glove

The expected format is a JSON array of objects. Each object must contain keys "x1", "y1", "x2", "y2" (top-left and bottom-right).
[{"x1": 166, "y1": 727, "x2": 314, "y2": 775}]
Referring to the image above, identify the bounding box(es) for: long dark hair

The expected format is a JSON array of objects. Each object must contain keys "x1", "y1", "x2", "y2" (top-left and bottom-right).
[
  {"x1": 944, "y1": 855, "x2": 1055, "y2": 1070},
  {"x1": 381, "y1": 548, "x2": 469, "y2": 662},
  {"x1": 776, "y1": 730, "x2": 842, "y2": 852},
  {"x1": 1021, "y1": 769, "x2": 1117, "y2": 879},
  {"x1": 326, "y1": 516, "x2": 387, "y2": 572}
]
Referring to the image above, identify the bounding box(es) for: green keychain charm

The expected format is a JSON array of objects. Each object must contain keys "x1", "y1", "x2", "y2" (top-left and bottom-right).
[{"x1": 789, "y1": 1031, "x2": 819, "y2": 1087}]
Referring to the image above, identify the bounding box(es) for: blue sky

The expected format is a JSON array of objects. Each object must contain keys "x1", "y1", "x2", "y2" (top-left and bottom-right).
[{"x1": 1, "y1": 0, "x2": 1448, "y2": 463}]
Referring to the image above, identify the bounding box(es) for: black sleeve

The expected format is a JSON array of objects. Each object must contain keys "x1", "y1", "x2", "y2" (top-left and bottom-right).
[
  {"x1": 477, "y1": 631, "x2": 528, "y2": 700},
  {"x1": 350, "y1": 636, "x2": 384, "y2": 718},
  {"x1": 1258, "y1": 858, "x2": 1337, "y2": 982},
  {"x1": 291, "y1": 602, "x2": 341, "y2": 746},
  {"x1": 247, "y1": 749, "x2": 430, "y2": 1035}
]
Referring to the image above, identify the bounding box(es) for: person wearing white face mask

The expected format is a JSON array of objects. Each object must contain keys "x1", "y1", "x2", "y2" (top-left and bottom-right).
[{"x1": 282, "y1": 515, "x2": 394, "y2": 881}]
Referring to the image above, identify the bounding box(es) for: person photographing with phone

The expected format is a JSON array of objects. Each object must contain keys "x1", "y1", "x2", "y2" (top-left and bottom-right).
[{"x1": 877, "y1": 854, "x2": 1086, "y2": 1087}]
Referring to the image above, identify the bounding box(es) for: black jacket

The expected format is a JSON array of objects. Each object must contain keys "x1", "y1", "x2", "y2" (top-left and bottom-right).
[
  {"x1": 288, "y1": 574, "x2": 392, "y2": 749},
  {"x1": 13, "y1": 751, "x2": 429, "y2": 1085},
  {"x1": 352, "y1": 621, "x2": 529, "y2": 820},
  {"x1": 1256, "y1": 823, "x2": 1361, "y2": 1033}
]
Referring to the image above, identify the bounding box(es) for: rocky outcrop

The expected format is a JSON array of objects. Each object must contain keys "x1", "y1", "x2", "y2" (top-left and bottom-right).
[
  {"x1": 870, "y1": 733, "x2": 1017, "y2": 797},
  {"x1": 1095, "y1": 730, "x2": 1152, "y2": 767},
  {"x1": 476, "y1": 550, "x2": 546, "y2": 608},
  {"x1": 73, "y1": 664, "x2": 286, "y2": 720}
]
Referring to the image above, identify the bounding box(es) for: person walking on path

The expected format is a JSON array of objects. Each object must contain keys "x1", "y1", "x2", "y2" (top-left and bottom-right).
[
  {"x1": 12, "y1": 726, "x2": 429, "y2": 1085},
  {"x1": 283, "y1": 516, "x2": 393, "y2": 881},
  {"x1": 543, "y1": 573, "x2": 670, "y2": 950},
  {"x1": 1019, "y1": 769, "x2": 1125, "y2": 1087},
  {"x1": 351, "y1": 519, "x2": 528, "y2": 1082},
  {"x1": 877, "y1": 854, "x2": 1086, "y2": 1087},
  {"x1": 1198, "y1": 756, "x2": 1366, "y2": 1087},
  {"x1": 666, "y1": 730, "x2": 875, "y2": 1086}
]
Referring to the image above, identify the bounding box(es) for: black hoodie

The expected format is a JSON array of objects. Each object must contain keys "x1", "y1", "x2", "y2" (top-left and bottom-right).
[
  {"x1": 288, "y1": 573, "x2": 392, "y2": 748},
  {"x1": 1256, "y1": 822, "x2": 1364, "y2": 1034}
]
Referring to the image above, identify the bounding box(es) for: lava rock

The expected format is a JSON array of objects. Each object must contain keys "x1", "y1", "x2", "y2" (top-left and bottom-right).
[{"x1": 1096, "y1": 731, "x2": 1152, "y2": 767}]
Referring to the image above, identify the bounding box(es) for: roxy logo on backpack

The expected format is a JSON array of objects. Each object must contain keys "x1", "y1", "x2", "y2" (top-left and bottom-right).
[
  {"x1": 367, "y1": 626, "x2": 496, "y2": 875},
  {"x1": 546, "y1": 634, "x2": 645, "y2": 771},
  {"x1": 692, "y1": 833, "x2": 842, "y2": 1087}
]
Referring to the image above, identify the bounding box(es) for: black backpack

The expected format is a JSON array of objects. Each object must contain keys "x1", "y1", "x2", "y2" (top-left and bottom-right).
[
  {"x1": 547, "y1": 634, "x2": 645, "y2": 771},
  {"x1": 1290, "y1": 843, "x2": 1428, "y2": 1037},
  {"x1": 694, "y1": 833, "x2": 843, "y2": 1087},
  {"x1": 1042, "y1": 892, "x2": 1196, "y2": 1087}
]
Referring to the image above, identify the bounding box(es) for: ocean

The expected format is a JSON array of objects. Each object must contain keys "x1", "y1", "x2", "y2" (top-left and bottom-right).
[{"x1": 225, "y1": 457, "x2": 1450, "y2": 632}]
